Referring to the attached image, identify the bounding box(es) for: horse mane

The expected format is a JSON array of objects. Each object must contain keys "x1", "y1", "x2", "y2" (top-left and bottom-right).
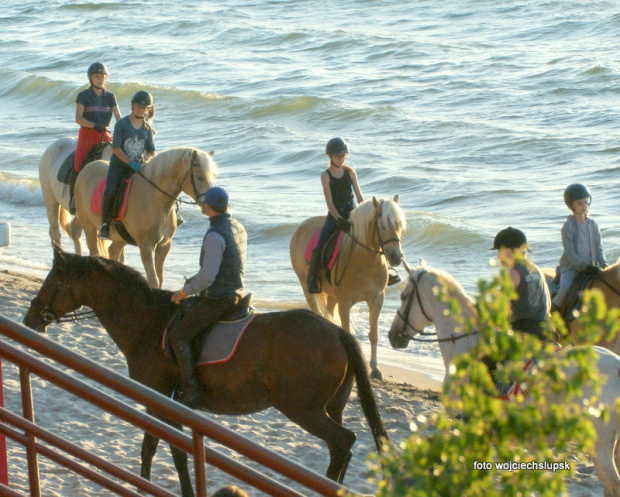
[
  {"x1": 142, "y1": 147, "x2": 218, "y2": 187},
  {"x1": 349, "y1": 198, "x2": 406, "y2": 245},
  {"x1": 417, "y1": 263, "x2": 477, "y2": 318},
  {"x1": 603, "y1": 257, "x2": 620, "y2": 280},
  {"x1": 66, "y1": 254, "x2": 174, "y2": 307}
]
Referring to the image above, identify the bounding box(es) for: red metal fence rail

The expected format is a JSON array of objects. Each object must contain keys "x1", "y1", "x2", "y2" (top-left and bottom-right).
[{"x1": 0, "y1": 314, "x2": 348, "y2": 496}]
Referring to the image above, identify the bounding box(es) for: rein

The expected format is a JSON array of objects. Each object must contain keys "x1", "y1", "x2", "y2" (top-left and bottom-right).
[
  {"x1": 30, "y1": 279, "x2": 95, "y2": 325},
  {"x1": 136, "y1": 155, "x2": 206, "y2": 207},
  {"x1": 395, "y1": 268, "x2": 479, "y2": 344},
  {"x1": 591, "y1": 272, "x2": 620, "y2": 299},
  {"x1": 332, "y1": 205, "x2": 402, "y2": 286}
]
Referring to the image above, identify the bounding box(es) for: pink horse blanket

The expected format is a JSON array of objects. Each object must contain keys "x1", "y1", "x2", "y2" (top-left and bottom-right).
[
  {"x1": 90, "y1": 176, "x2": 134, "y2": 220},
  {"x1": 304, "y1": 229, "x2": 344, "y2": 270}
]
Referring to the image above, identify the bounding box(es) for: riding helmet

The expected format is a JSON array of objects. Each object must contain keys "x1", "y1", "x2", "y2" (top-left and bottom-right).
[
  {"x1": 326, "y1": 137, "x2": 349, "y2": 156},
  {"x1": 564, "y1": 183, "x2": 591, "y2": 210},
  {"x1": 87, "y1": 62, "x2": 108, "y2": 77},
  {"x1": 491, "y1": 227, "x2": 528, "y2": 250},
  {"x1": 131, "y1": 90, "x2": 153, "y2": 107}
]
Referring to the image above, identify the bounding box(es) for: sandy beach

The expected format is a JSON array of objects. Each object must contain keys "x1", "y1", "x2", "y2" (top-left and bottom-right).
[{"x1": 0, "y1": 268, "x2": 605, "y2": 496}]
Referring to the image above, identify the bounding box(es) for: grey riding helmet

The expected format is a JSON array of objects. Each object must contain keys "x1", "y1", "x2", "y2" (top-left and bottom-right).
[
  {"x1": 88, "y1": 62, "x2": 108, "y2": 77},
  {"x1": 564, "y1": 183, "x2": 591, "y2": 210},
  {"x1": 131, "y1": 90, "x2": 153, "y2": 107},
  {"x1": 326, "y1": 137, "x2": 349, "y2": 155}
]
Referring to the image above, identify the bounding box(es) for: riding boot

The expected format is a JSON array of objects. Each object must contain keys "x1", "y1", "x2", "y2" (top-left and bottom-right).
[
  {"x1": 306, "y1": 250, "x2": 322, "y2": 294},
  {"x1": 69, "y1": 171, "x2": 78, "y2": 215},
  {"x1": 171, "y1": 340, "x2": 201, "y2": 408},
  {"x1": 98, "y1": 195, "x2": 114, "y2": 240}
]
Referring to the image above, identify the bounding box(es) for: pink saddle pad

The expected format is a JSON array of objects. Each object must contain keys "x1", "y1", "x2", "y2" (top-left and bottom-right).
[
  {"x1": 90, "y1": 176, "x2": 134, "y2": 220},
  {"x1": 305, "y1": 229, "x2": 344, "y2": 270}
]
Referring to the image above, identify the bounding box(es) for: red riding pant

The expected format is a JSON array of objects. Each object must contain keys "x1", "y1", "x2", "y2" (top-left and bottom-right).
[{"x1": 74, "y1": 127, "x2": 112, "y2": 172}]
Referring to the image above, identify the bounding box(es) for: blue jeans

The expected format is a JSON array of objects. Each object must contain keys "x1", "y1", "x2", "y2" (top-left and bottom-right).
[{"x1": 313, "y1": 200, "x2": 354, "y2": 259}]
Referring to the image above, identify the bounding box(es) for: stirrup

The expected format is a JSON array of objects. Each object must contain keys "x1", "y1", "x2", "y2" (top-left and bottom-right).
[
  {"x1": 176, "y1": 212, "x2": 184, "y2": 226},
  {"x1": 387, "y1": 267, "x2": 401, "y2": 286},
  {"x1": 98, "y1": 224, "x2": 110, "y2": 240}
]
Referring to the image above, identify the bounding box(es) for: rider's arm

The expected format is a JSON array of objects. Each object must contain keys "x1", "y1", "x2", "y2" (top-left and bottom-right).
[
  {"x1": 182, "y1": 231, "x2": 225, "y2": 296},
  {"x1": 75, "y1": 103, "x2": 96, "y2": 128},
  {"x1": 349, "y1": 168, "x2": 364, "y2": 204},
  {"x1": 560, "y1": 219, "x2": 589, "y2": 271}
]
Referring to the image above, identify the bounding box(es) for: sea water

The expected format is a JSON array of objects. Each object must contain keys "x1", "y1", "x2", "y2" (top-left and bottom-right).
[{"x1": 1, "y1": 0, "x2": 619, "y2": 371}]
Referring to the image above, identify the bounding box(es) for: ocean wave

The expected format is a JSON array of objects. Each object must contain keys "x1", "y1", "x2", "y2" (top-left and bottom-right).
[{"x1": 0, "y1": 176, "x2": 43, "y2": 206}]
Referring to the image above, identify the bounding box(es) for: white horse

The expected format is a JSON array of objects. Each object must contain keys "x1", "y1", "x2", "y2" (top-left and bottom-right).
[
  {"x1": 388, "y1": 262, "x2": 620, "y2": 497},
  {"x1": 73, "y1": 147, "x2": 217, "y2": 288},
  {"x1": 39, "y1": 137, "x2": 112, "y2": 255}
]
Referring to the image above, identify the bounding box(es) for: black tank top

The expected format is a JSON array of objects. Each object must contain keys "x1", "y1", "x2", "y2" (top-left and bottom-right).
[{"x1": 327, "y1": 170, "x2": 353, "y2": 205}]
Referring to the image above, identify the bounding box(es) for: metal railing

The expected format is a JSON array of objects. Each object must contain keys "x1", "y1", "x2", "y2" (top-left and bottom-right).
[{"x1": 0, "y1": 314, "x2": 348, "y2": 496}]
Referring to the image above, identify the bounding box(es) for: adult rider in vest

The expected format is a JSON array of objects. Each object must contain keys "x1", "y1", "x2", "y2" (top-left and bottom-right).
[{"x1": 169, "y1": 187, "x2": 247, "y2": 408}]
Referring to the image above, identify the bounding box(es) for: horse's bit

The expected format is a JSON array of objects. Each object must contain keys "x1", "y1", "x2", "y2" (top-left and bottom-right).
[{"x1": 30, "y1": 273, "x2": 91, "y2": 324}]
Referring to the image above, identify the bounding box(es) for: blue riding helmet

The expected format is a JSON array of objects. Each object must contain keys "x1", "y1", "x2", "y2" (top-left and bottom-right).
[{"x1": 202, "y1": 187, "x2": 229, "y2": 208}]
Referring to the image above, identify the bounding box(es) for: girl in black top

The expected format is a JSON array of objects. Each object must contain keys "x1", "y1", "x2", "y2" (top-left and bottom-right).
[{"x1": 307, "y1": 137, "x2": 364, "y2": 294}]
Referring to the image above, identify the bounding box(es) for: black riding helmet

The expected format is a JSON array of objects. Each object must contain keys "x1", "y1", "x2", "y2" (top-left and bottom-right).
[
  {"x1": 326, "y1": 137, "x2": 349, "y2": 156},
  {"x1": 564, "y1": 183, "x2": 591, "y2": 210},
  {"x1": 88, "y1": 62, "x2": 108, "y2": 77},
  {"x1": 131, "y1": 90, "x2": 153, "y2": 108}
]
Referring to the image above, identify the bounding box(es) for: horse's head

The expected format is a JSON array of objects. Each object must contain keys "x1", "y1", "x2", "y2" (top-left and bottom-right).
[
  {"x1": 23, "y1": 246, "x2": 83, "y2": 333},
  {"x1": 372, "y1": 195, "x2": 405, "y2": 267},
  {"x1": 181, "y1": 148, "x2": 218, "y2": 203},
  {"x1": 388, "y1": 264, "x2": 435, "y2": 348}
]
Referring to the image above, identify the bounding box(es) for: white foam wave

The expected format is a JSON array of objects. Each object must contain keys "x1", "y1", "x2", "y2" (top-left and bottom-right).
[
  {"x1": 0, "y1": 254, "x2": 49, "y2": 272},
  {"x1": 0, "y1": 182, "x2": 44, "y2": 206}
]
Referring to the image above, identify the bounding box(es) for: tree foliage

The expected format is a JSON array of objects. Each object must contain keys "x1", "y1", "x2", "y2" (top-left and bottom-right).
[{"x1": 366, "y1": 265, "x2": 620, "y2": 496}]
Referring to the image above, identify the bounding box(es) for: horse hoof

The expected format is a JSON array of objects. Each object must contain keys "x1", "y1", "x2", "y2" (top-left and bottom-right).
[{"x1": 370, "y1": 368, "x2": 383, "y2": 381}]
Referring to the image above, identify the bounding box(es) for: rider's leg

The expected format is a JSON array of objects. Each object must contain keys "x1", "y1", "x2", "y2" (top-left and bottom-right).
[
  {"x1": 307, "y1": 215, "x2": 338, "y2": 294},
  {"x1": 98, "y1": 164, "x2": 125, "y2": 240},
  {"x1": 169, "y1": 295, "x2": 239, "y2": 407}
]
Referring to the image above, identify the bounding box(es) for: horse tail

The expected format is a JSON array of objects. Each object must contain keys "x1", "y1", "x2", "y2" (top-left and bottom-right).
[
  {"x1": 58, "y1": 204, "x2": 71, "y2": 236},
  {"x1": 338, "y1": 328, "x2": 391, "y2": 451},
  {"x1": 314, "y1": 292, "x2": 341, "y2": 326}
]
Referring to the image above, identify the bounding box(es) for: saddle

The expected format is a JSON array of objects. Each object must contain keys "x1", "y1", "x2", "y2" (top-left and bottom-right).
[
  {"x1": 91, "y1": 175, "x2": 136, "y2": 245},
  {"x1": 162, "y1": 293, "x2": 255, "y2": 365},
  {"x1": 305, "y1": 229, "x2": 344, "y2": 270},
  {"x1": 59, "y1": 142, "x2": 111, "y2": 214},
  {"x1": 548, "y1": 268, "x2": 593, "y2": 322},
  {"x1": 304, "y1": 228, "x2": 401, "y2": 286}
]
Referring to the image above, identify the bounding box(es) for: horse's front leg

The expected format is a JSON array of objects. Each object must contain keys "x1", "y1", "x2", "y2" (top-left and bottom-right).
[
  {"x1": 154, "y1": 239, "x2": 172, "y2": 289},
  {"x1": 367, "y1": 291, "x2": 385, "y2": 380},
  {"x1": 142, "y1": 416, "x2": 195, "y2": 497},
  {"x1": 139, "y1": 243, "x2": 160, "y2": 288}
]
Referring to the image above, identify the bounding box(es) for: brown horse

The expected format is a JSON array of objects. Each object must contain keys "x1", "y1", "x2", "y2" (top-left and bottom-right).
[
  {"x1": 290, "y1": 196, "x2": 406, "y2": 380},
  {"x1": 541, "y1": 262, "x2": 620, "y2": 355},
  {"x1": 23, "y1": 248, "x2": 390, "y2": 496}
]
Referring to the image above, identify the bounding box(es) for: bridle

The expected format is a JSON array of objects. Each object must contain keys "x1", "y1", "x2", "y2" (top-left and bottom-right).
[
  {"x1": 349, "y1": 208, "x2": 402, "y2": 256},
  {"x1": 137, "y1": 155, "x2": 207, "y2": 207},
  {"x1": 394, "y1": 267, "x2": 479, "y2": 344},
  {"x1": 29, "y1": 273, "x2": 94, "y2": 325},
  {"x1": 332, "y1": 204, "x2": 402, "y2": 286}
]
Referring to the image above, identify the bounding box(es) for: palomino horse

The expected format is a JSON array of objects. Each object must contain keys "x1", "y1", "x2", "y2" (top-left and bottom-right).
[
  {"x1": 290, "y1": 196, "x2": 406, "y2": 380},
  {"x1": 74, "y1": 147, "x2": 217, "y2": 288},
  {"x1": 388, "y1": 263, "x2": 620, "y2": 497},
  {"x1": 23, "y1": 248, "x2": 391, "y2": 495},
  {"x1": 541, "y1": 263, "x2": 620, "y2": 355},
  {"x1": 39, "y1": 136, "x2": 113, "y2": 255}
]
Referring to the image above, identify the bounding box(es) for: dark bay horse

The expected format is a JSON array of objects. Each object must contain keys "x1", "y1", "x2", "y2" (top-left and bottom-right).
[{"x1": 23, "y1": 248, "x2": 390, "y2": 496}]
